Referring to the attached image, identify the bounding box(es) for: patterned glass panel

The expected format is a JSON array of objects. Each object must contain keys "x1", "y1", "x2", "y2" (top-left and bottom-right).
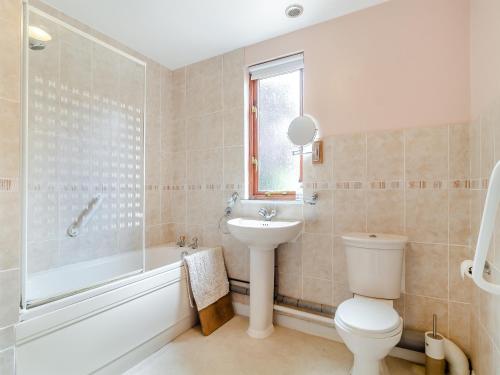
[
  {"x1": 25, "y1": 9, "x2": 145, "y2": 305},
  {"x1": 257, "y1": 70, "x2": 301, "y2": 192}
]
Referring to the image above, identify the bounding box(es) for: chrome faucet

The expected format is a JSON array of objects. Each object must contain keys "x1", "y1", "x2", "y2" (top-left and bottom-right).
[
  {"x1": 176, "y1": 235, "x2": 186, "y2": 247},
  {"x1": 188, "y1": 237, "x2": 198, "y2": 249},
  {"x1": 258, "y1": 207, "x2": 277, "y2": 221}
]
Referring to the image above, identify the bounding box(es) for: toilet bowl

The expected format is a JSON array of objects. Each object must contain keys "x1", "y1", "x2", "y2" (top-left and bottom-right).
[
  {"x1": 334, "y1": 297, "x2": 403, "y2": 375},
  {"x1": 337, "y1": 233, "x2": 407, "y2": 375}
]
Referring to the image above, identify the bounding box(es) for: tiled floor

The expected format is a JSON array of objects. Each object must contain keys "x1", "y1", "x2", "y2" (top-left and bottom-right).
[{"x1": 125, "y1": 316, "x2": 424, "y2": 375}]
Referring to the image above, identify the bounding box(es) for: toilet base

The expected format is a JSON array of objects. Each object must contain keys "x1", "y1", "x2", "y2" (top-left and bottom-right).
[{"x1": 351, "y1": 357, "x2": 389, "y2": 375}]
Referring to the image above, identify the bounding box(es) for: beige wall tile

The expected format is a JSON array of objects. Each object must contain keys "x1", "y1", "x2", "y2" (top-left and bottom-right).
[
  {"x1": 145, "y1": 190, "x2": 161, "y2": 226},
  {"x1": 449, "y1": 123, "x2": 470, "y2": 180},
  {"x1": 277, "y1": 235, "x2": 301, "y2": 275},
  {"x1": 162, "y1": 223, "x2": 186, "y2": 244},
  {"x1": 334, "y1": 190, "x2": 366, "y2": 235},
  {"x1": 366, "y1": 190, "x2": 404, "y2": 234},
  {"x1": 0, "y1": 193, "x2": 20, "y2": 270},
  {"x1": 405, "y1": 243, "x2": 448, "y2": 299},
  {"x1": 0, "y1": 270, "x2": 19, "y2": 327},
  {"x1": 278, "y1": 272, "x2": 301, "y2": 299},
  {"x1": 0, "y1": 99, "x2": 19, "y2": 142},
  {"x1": 449, "y1": 190, "x2": 470, "y2": 245},
  {"x1": 303, "y1": 137, "x2": 333, "y2": 183},
  {"x1": 469, "y1": 118, "x2": 480, "y2": 180},
  {"x1": 0, "y1": 140, "x2": 20, "y2": 178},
  {"x1": 404, "y1": 294, "x2": 448, "y2": 335},
  {"x1": 449, "y1": 246, "x2": 473, "y2": 303},
  {"x1": 304, "y1": 190, "x2": 333, "y2": 234},
  {"x1": 223, "y1": 107, "x2": 244, "y2": 147},
  {"x1": 302, "y1": 277, "x2": 332, "y2": 305},
  {"x1": 164, "y1": 190, "x2": 186, "y2": 223},
  {"x1": 186, "y1": 191, "x2": 204, "y2": 225},
  {"x1": 332, "y1": 133, "x2": 366, "y2": 182},
  {"x1": 0, "y1": 0, "x2": 21, "y2": 21},
  {"x1": 186, "y1": 152, "x2": 204, "y2": 186},
  {"x1": 222, "y1": 234, "x2": 249, "y2": 281},
  {"x1": 203, "y1": 148, "x2": 223, "y2": 187},
  {"x1": 449, "y1": 302, "x2": 471, "y2": 354},
  {"x1": 405, "y1": 189, "x2": 448, "y2": 243},
  {"x1": 302, "y1": 233, "x2": 333, "y2": 280},
  {"x1": 164, "y1": 119, "x2": 186, "y2": 153},
  {"x1": 405, "y1": 125, "x2": 448, "y2": 181},
  {"x1": 223, "y1": 147, "x2": 244, "y2": 188},
  {"x1": 165, "y1": 151, "x2": 186, "y2": 186},
  {"x1": 333, "y1": 237, "x2": 352, "y2": 306},
  {"x1": 203, "y1": 190, "x2": 224, "y2": 225},
  {"x1": 0, "y1": 16, "x2": 20, "y2": 102},
  {"x1": 367, "y1": 130, "x2": 403, "y2": 181},
  {"x1": 146, "y1": 225, "x2": 164, "y2": 247},
  {"x1": 202, "y1": 224, "x2": 222, "y2": 248},
  {"x1": 222, "y1": 50, "x2": 244, "y2": 110}
]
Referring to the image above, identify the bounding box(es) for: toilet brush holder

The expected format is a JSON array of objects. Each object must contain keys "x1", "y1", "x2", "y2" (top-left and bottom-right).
[{"x1": 425, "y1": 315, "x2": 445, "y2": 375}]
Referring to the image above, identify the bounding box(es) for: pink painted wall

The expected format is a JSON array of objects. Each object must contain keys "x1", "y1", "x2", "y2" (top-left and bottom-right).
[
  {"x1": 244, "y1": 0, "x2": 470, "y2": 136},
  {"x1": 470, "y1": 0, "x2": 500, "y2": 118}
]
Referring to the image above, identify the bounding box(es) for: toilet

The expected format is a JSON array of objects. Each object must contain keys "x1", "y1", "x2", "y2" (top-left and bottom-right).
[{"x1": 334, "y1": 233, "x2": 407, "y2": 375}]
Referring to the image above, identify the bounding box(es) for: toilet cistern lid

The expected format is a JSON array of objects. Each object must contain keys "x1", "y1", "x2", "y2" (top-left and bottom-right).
[
  {"x1": 335, "y1": 298, "x2": 400, "y2": 335},
  {"x1": 342, "y1": 232, "x2": 408, "y2": 250}
]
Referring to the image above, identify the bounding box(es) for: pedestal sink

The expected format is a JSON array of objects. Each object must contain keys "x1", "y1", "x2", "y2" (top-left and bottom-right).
[{"x1": 227, "y1": 218, "x2": 302, "y2": 338}]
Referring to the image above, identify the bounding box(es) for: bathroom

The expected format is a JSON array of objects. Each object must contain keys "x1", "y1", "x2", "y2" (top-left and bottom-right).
[{"x1": 1, "y1": 0, "x2": 500, "y2": 373}]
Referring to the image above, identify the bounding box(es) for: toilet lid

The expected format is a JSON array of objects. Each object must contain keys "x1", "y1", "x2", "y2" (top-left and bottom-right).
[{"x1": 335, "y1": 298, "x2": 400, "y2": 335}]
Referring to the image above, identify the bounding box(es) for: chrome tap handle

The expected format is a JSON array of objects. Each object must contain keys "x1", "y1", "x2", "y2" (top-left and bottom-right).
[
  {"x1": 258, "y1": 207, "x2": 277, "y2": 221},
  {"x1": 176, "y1": 235, "x2": 186, "y2": 247},
  {"x1": 188, "y1": 237, "x2": 198, "y2": 249},
  {"x1": 258, "y1": 208, "x2": 268, "y2": 218}
]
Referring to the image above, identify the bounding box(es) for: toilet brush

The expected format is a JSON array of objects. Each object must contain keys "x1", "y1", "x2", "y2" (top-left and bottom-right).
[{"x1": 425, "y1": 314, "x2": 445, "y2": 375}]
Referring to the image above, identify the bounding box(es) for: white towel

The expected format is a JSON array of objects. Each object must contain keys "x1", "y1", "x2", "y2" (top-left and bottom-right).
[{"x1": 183, "y1": 247, "x2": 230, "y2": 311}]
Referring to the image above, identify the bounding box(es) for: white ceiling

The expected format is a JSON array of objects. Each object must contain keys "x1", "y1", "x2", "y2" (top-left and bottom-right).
[{"x1": 41, "y1": 0, "x2": 385, "y2": 70}]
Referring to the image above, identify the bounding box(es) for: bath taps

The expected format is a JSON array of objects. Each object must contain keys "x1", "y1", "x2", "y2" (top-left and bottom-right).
[
  {"x1": 258, "y1": 207, "x2": 277, "y2": 221},
  {"x1": 176, "y1": 235, "x2": 186, "y2": 247},
  {"x1": 188, "y1": 237, "x2": 198, "y2": 249}
]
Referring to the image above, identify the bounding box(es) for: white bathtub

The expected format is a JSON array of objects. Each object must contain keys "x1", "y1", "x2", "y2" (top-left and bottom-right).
[{"x1": 16, "y1": 243, "x2": 207, "y2": 375}]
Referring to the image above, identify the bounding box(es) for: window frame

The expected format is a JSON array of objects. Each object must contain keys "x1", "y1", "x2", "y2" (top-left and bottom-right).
[{"x1": 248, "y1": 68, "x2": 304, "y2": 200}]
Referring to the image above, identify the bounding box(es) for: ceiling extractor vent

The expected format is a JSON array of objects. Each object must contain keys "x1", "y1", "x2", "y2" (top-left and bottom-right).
[{"x1": 285, "y1": 4, "x2": 304, "y2": 18}]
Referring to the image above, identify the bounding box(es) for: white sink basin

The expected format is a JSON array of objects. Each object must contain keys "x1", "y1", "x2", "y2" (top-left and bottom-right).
[
  {"x1": 227, "y1": 217, "x2": 303, "y2": 339},
  {"x1": 227, "y1": 218, "x2": 302, "y2": 248}
]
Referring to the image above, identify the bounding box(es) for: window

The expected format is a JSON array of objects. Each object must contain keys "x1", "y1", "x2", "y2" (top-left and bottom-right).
[{"x1": 248, "y1": 54, "x2": 304, "y2": 199}]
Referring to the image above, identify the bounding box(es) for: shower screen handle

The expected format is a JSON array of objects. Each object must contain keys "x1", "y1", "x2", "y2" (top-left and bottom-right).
[
  {"x1": 67, "y1": 195, "x2": 103, "y2": 238},
  {"x1": 472, "y1": 160, "x2": 500, "y2": 295}
]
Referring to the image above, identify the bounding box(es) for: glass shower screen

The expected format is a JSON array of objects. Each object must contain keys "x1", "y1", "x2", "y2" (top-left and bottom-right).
[{"x1": 23, "y1": 7, "x2": 146, "y2": 307}]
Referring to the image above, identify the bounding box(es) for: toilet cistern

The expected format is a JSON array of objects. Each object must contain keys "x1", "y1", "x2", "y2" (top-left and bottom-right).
[{"x1": 335, "y1": 232, "x2": 407, "y2": 375}]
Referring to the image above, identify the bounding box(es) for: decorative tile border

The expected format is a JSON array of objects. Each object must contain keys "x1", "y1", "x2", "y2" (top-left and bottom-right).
[
  {"x1": 0, "y1": 178, "x2": 18, "y2": 192},
  {"x1": 303, "y1": 179, "x2": 473, "y2": 191}
]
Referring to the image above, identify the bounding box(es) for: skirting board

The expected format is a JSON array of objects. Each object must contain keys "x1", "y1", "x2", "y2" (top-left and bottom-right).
[{"x1": 232, "y1": 302, "x2": 425, "y2": 366}]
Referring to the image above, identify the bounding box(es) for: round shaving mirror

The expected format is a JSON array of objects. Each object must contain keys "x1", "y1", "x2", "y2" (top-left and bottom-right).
[{"x1": 287, "y1": 115, "x2": 318, "y2": 146}]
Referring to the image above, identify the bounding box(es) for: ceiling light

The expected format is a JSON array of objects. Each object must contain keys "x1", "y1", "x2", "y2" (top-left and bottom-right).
[{"x1": 285, "y1": 4, "x2": 304, "y2": 18}]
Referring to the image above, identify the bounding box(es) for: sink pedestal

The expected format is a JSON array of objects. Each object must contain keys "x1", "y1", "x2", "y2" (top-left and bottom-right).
[
  {"x1": 226, "y1": 218, "x2": 303, "y2": 339},
  {"x1": 247, "y1": 246, "x2": 276, "y2": 339}
]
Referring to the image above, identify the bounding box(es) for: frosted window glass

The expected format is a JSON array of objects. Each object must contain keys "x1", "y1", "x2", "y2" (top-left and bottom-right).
[{"x1": 257, "y1": 70, "x2": 301, "y2": 192}]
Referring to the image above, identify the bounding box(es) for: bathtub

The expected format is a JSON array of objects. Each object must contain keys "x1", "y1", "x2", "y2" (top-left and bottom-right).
[{"x1": 16, "y1": 243, "x2": 209, "y2": 375}]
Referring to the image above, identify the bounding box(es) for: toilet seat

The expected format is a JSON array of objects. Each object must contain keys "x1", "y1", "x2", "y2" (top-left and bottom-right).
[{"x1": 334, "y1": 298, "x2": 402, "y2": 339}]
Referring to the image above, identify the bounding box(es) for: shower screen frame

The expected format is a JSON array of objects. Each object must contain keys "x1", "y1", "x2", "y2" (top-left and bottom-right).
[{"x1": 20, "y1": 4, "x2": 147, "y2": 311}]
